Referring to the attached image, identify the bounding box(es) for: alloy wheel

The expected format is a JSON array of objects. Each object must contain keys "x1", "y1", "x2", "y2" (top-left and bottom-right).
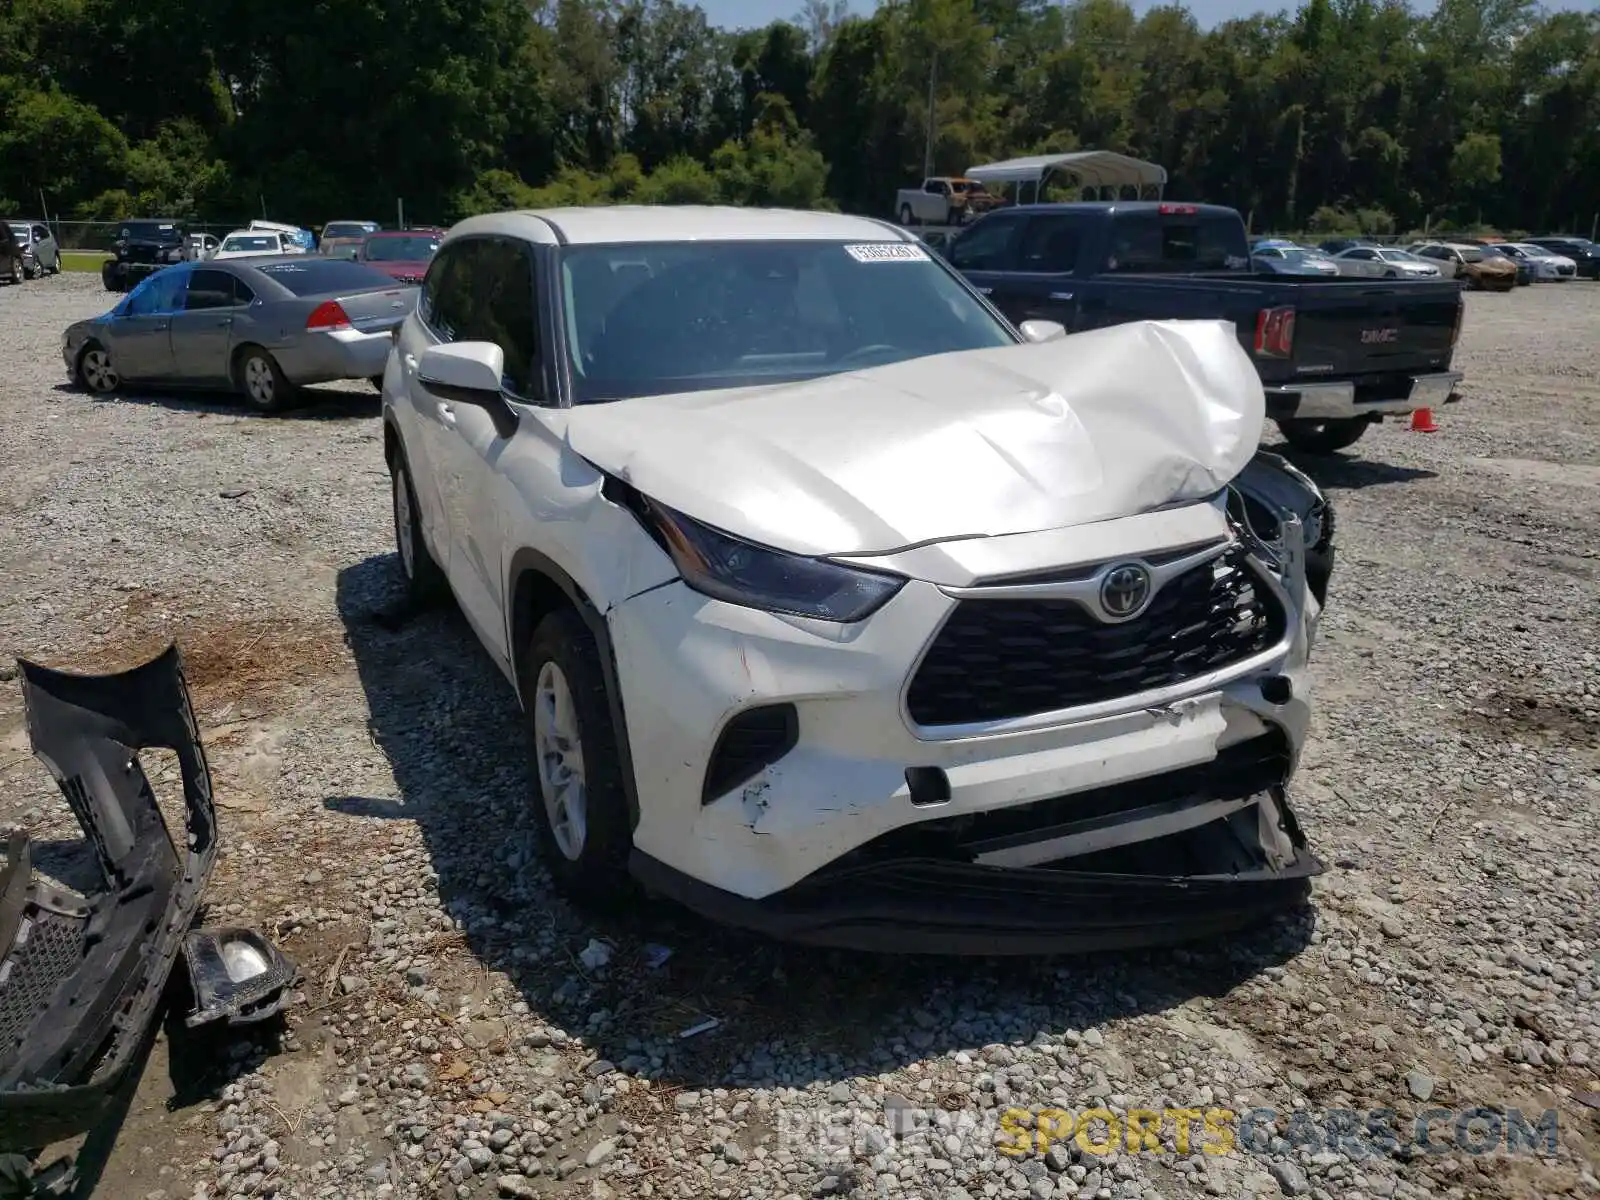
[
  {"x1": 392, "y1": 469, "x2": 415, "y2": 579},
  {"x1": 244, "y1": 356, "x2": 276, "y2": 407},
  {"x1": 80, "y1": 348, "x2": 118, "y2": 393},
  {"x1": 533, "y1": 662, "x2": 588, "y2": 861}
]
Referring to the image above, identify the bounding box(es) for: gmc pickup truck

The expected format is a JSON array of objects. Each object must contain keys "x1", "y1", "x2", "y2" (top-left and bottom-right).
[{"x1": 946, "y1": 201, "x2": 1465, "y2": 453}]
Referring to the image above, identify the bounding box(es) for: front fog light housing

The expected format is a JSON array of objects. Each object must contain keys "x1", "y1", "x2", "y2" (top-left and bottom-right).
[{"x1": 182, "y1": 926, "x2": 299, "y2": 1028}]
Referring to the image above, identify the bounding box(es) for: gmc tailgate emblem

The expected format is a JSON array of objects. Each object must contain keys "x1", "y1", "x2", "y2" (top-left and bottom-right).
[{"x1": 1361, "y1": 327, "x2": 1399, "y2": 344}]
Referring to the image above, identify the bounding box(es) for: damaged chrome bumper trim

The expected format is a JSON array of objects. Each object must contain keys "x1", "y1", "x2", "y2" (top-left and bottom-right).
[{"x1": 1265, "y1": 371, "x2": 1463, "y2": 420}]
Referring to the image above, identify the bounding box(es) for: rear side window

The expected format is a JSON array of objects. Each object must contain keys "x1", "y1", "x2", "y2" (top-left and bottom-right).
[
  {"x1": 1105, "y1": 213, "x2": 1249, "y2": 273},
  {"x1": 184, "y1": 269, "x2": 236, "y2": 310},
  {"x1": 1015, "y1": 215, "x2": 1083, "y2": 273},
  {"x1": 253, "y1": 259, "x2": 396, "y2": 295},
  {"x1": 946, "y1": 215, "x2": 1021, "y2": 271}
]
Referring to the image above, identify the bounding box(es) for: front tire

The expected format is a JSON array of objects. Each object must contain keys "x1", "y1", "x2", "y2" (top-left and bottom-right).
[
  {"x1": 1276, "y1": 417, "x2": 1372, "y2": 454},
  {"x1": 77, "y1": 342, "x2": 120, "y2": 394},
  {"x1": 389, "y1": 450, "x2": 448, "y2": 606},
  {"x1": 236, "y1": 346, "x2": 293, "y2": 413},
  {"x1": 523, "y1": 608, "x2": 633, "y2": 907}
]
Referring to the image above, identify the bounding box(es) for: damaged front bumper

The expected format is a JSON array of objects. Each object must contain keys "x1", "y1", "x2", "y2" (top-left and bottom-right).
[
  {"x1": 633, "y1": 726, "x2": 1321, "y2": 956},
  {"x1": 611, "y1": 489, "x2": 1328, "y2": 954},
  {"x1": 0, "y1": 646, "x2": 295, "y2": 1190}
]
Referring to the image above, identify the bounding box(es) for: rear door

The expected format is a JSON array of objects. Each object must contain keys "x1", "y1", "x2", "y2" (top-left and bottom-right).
[
  {"x1": 169, "y1": 268, "x2": 242, "y2": 383},
  {"x1": 395, "y1": 239, "x2": 478, "y2": 577}
]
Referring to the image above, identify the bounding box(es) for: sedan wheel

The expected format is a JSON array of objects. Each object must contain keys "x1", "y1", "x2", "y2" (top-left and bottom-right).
[
  {"x1": 78, "y1": 344, "x2": 119, "y2": 394},
  {"x1": 237, "y1": 348, "x2": 291, "y2": 413}
]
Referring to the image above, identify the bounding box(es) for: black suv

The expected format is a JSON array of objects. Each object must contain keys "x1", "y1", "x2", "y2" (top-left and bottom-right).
[
  {"x1": 101, "y1": 219, "x2": 189, "y2": 292},
  {"x1": 1526, "y1": 236, "x2": 1600, "y2": 280}
]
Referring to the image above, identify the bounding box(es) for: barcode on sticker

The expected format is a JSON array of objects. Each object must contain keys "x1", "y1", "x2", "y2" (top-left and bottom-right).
[{"x1": 844, "y1": 243, "x2": 929, "y2": 263}]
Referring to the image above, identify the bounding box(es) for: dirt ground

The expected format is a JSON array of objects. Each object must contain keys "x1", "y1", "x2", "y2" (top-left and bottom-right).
[{"x1": 0, "y1": 273, "x2": 1595, "y2": 1200}]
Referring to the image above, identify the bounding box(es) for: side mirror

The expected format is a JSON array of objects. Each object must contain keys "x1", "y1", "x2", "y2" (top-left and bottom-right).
[
  {"x1": 417, "y1": 342, "x2": 519, "y2": 438},
  {"x1": 1018, "y1": 319, "x2": 1067, "y2": 344}
]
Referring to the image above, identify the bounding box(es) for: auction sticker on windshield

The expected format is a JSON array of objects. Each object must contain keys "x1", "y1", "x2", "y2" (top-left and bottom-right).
[{"x1": 844, "y1": 243, "x2": 930, "y2": 263}]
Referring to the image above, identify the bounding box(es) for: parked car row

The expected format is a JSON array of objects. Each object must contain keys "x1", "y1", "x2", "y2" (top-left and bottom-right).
[
  {"x1": 67, "y1": 255, "x2": 420, "y2": 408},
  {"x1": 0, "y1": 219, "x2": 62, "y2": 283}
]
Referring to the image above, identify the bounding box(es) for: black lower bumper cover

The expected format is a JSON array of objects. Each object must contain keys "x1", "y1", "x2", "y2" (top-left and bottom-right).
[
  {"x1": 0, "y1": 646, "x2": 217, "y2": 1165},
  {"x1": 631, "y1": 845, "x2": 1321, "y2": 957}
]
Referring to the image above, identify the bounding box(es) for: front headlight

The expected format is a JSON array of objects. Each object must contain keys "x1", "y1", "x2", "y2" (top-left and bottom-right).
[{"x1": 636, "y1": 498, "x2": 904, "y2": 622}]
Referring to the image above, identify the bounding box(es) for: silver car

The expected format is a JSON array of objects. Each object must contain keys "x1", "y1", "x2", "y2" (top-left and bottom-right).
[
  {"x1": 61, "y1": 256, "x2": 417, "y2": 412},
  {"x1": 6, "y1": 219, "x2": 61, "y2": 276}
]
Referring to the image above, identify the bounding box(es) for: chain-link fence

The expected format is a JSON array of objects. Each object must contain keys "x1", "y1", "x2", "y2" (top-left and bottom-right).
[{"x1": 38, "y1": 217, "x2": 445, "y2": 252}]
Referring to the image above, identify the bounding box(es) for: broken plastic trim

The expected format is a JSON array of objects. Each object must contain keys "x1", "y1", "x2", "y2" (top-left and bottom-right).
[
  {"x1": 181, "y1": 926, "x2": 298, "y2": 1028},
  {"x1": 0, "y1": 645, "x2": 216, "y2": 1166}
]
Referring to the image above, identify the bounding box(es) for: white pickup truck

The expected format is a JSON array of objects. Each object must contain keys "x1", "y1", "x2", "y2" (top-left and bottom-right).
[{"x1": 894, "y1": 177, "x2": 1002, "y2": 226}]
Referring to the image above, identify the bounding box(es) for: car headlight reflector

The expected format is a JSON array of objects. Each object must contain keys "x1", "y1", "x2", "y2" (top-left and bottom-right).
[{"x1": 640, "y1": 499, "x2": 904, "y2": 622}]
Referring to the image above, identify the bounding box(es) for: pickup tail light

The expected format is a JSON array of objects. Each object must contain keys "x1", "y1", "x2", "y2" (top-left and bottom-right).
[
  {"x1": 1158, "y1": 203, "x2": 1198, "y2": 215},
  {"x1": 306, "y1": 300, "x2": 352, "y2": 332},
  {"x1": 1253, "y1": 305, "x2": 1296, "y2": 358}
]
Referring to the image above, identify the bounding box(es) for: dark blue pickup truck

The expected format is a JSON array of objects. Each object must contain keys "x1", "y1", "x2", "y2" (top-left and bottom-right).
[{"x1": 944, "y1": 201, "x2": 1465, "y2": 454}]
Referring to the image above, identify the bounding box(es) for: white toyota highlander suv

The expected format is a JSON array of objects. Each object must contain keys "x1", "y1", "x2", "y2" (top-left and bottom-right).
[{"x1": 380, "y1": 206, "x2": 1336, "y2": 955}]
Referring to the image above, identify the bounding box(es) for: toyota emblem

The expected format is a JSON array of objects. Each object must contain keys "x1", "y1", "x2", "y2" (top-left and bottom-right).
[{"x1": 1099, "y1": 563, "x2": 1153, "y2": 620}]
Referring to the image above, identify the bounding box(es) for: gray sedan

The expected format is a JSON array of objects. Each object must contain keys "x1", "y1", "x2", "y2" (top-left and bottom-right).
[{"x1": 61, "y1": 256, "x2": 417, "y2": 412}]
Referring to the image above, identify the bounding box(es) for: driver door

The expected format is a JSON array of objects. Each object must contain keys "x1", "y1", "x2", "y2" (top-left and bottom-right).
[{"x1": 107, "y1": 268, "x2": 186, "y2": 379}]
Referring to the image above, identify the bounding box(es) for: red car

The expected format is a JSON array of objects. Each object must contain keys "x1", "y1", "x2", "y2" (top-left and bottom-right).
[{"x1": 356, "y1": 228, "x2": 445, "y2": 285}]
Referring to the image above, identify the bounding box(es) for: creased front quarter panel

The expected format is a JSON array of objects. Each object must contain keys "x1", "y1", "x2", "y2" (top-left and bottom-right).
[{"x1": 498, "y1": 409, "x2": 680, "y2": 618}]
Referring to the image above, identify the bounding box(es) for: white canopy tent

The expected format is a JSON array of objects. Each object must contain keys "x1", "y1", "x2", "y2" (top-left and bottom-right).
[{"x1": 964, "y1": 151, "x2": 1167, "y2": 203}]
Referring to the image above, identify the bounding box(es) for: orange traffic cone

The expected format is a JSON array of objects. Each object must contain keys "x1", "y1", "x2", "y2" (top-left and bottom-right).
[{"x1": 1411, "y1": 407, "x2": 1440, "y2": 433}]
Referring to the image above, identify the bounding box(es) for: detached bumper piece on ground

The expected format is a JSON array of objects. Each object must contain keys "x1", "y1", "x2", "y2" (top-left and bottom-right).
[{"x1": 0, "y1": 646, "x2": 297, "y2": 1196}]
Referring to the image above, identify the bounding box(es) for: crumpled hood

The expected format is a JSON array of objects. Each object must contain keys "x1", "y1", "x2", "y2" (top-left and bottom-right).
[{"x1": 561, "y1": 318, "x2": 1266, "y2": 557}]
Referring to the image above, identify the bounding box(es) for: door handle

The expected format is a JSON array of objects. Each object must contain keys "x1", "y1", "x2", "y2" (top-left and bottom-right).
[
  {"x1": 403, "y1": 354, "x2": 418, "y2": 373},
  {"x1": 436, "y1": 402, "x2": 456, "y2": 425}
]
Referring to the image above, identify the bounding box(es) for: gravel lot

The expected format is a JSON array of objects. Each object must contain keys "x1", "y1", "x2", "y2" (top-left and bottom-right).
[{"x1": 1, "y1": 273, "x2": 1596, "y2": 1200}]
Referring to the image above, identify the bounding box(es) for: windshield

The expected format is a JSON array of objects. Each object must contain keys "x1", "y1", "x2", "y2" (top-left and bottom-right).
[
  {"x1": 121, "y1": 222, "x2": 183, "y2": 244},
  {"x1": 223, "y1": 235, "x2": 278, "y2": 252},
  {"x1": 364, "y1": 235, "x2": 440, "y2": 262},
  {"x1": 324, "y1": 223, "x2": 376, "y2": 239},
  {"x1": 559, "y1": 239, "x2": 1015, "y2": 403},
  {"x1": 1458, "y1": 249, "x2": 1485, "y2": 263}
]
